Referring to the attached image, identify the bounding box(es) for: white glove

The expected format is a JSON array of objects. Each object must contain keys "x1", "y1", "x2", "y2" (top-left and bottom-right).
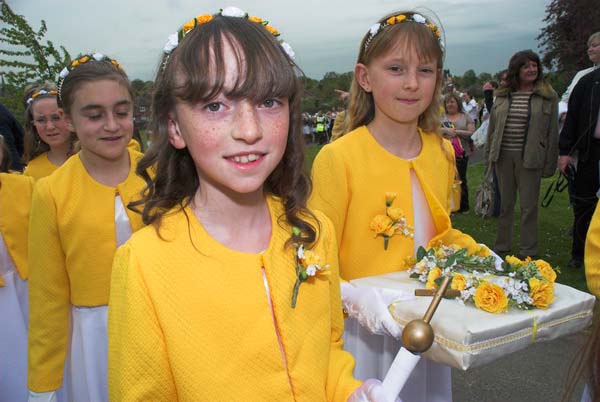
[
  {"x1": 348, "y1": 378, "x2": 402, "y2": 402},
  {"x1": 28, "y1": 391, "x2": 57, "y2": 402},
  {"x1": 341, "y1": 282, "x2": 414, "y2": 338},
  {"x1": 481, "y1": 243, "x2": 503, "y2": 271}
]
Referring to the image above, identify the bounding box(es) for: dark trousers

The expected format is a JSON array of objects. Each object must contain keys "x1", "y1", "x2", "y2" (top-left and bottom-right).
[
  {"x1": 456, "y1": 155, "x2": 469, "y2": 211},
  {"x1": 571, "y1": 155, "x2": 600, "y2": 261}
]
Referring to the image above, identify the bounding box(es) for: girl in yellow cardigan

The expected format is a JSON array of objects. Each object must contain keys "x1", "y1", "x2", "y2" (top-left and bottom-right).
[
  {"x1": 310, "y1": 11, "x2": 495, "y2": 402},
  {"x1": 108, "y1": 8, "x2": 387, "y2": 402},
  {"x1": 27, "y1": 54, "x2": 145, "y2": 402},
  {"x1": 22, "y1": 83, "x2": 75, "y2": 181},
  {"x1": 0, "y1": 135, "x2": 34, "y2": 401}
]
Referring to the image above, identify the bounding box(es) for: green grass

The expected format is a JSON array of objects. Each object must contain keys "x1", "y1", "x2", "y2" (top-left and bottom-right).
[{"x1": 304, "y1": 144, "x2": 589, "y2": 293}]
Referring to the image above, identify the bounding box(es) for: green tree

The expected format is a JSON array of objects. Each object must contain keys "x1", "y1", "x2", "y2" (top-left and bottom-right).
[
  {"x1": 537, "y1": 0, "x2": 600, "y2": 93},
  {"x1": 0, "y1": 1, "x2": 71, "y2": 89}
]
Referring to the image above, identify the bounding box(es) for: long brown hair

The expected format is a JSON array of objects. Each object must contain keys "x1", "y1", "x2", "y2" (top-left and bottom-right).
[
  {"x1": 23, "y1": 82, "x2": 76, "y2": 162},
  {"x1": 133, "y1": 15, "x2": 317, "y2": 246},
  {"x1": 506, "y1": 50, "x2": 544, "y2": 92},
  {"x1": 345, "y1": 11, "x2": 444, "y2": 136}
]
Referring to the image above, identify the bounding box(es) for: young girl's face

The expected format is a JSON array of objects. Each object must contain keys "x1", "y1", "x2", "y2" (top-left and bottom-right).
[
  {"x1": 31, "y1": 98, "x2": 70, "y2": 149},
  {"x1": 65, "y1": 79, "x2": 133, "y2": 162},
  {"x1": 357, "y1": 42, "x2": 438, "y2": 127},
  {"x1": 168, "y1": 39, "x2": 289, "y2": 197}
]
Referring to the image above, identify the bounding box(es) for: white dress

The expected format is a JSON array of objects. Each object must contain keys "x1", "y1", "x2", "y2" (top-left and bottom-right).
[
  {"x1": 0, "y1": 232, "x2": 29, "y2": 402},
  {"x1": 343, "y1": 170, "x2": 453, "y2": 402},
  {"x1": 31, "y1": 196, "x2": 132, "y2": 402}
]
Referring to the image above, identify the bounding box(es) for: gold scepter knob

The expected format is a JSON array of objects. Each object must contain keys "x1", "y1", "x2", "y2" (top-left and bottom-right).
[{"x1": 402, "y1": 275, "x2": 452, "y2": 353}]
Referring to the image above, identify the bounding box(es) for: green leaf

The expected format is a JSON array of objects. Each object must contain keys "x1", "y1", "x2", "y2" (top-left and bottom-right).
[
  {"x1": 416, "y1": 246, "x2": 426, "y2": 261},
  {"x1": 409, "y1": 272, "x2": 420, "y2": 279}
]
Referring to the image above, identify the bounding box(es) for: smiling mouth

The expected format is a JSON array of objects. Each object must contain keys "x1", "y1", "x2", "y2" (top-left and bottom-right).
[{"x1": 227, "y1": 153, "x2": 263, "y2": 164}]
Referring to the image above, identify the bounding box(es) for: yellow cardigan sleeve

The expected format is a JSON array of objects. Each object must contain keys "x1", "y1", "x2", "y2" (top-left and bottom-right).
[
  {"x1": 585, "y1": 203, "x2": 600, "y2": 298},
  {"x1": 309, "y1": 146, "x2": 348, "y2": 250},
  {"x1": 318, "y1": 213, "x2": 362, "y2": 401},
  {"x1": 108, "y1": 243, "x2": 177, "y2": 401},
  {"x1": 28, "y1": 179, "x2": 71, "y2": 392}
]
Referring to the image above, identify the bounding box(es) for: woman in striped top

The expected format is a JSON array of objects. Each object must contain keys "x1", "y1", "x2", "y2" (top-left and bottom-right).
[{"x1": 485, "y1": 50, "x2": 558, "y2": 258}]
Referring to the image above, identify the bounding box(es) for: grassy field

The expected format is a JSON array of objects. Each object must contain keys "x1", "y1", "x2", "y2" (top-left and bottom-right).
[{"x1": 304, "y1": 144, "x2": 589, "y2": 293}]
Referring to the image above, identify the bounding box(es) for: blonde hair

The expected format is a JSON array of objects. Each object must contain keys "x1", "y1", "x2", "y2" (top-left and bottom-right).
[{"x1": 345, "y1": 11, "x2": 444, "y2": 138}]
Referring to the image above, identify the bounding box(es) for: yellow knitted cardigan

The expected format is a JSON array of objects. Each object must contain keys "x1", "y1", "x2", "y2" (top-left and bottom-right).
[
  {"x1": 310, "y1": 125, "x2": 479, "y2": 281},
  {"x1": 108, "y1": 195, "x2": 361, "y2": 402},
  {"x1": 585, "y1": 202, "x2": 600, "y2": 297},
  {"x1": 0, "y1": 173, "x2": 34, "y2": 285},
  {"x1": 27, "y1": 148, "x2": 146, "y2": 391},
  {"x1": 23, "y1": 152, "x2": 60, "y2": 181}
]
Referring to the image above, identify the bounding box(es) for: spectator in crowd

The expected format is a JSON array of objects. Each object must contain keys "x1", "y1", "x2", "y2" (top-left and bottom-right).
[
  {"x1": 561, "y1": 31, "x2": 600, "y2": 106},
  {"x1": 441, "y1": 92, "x2": 475, "y2": 213},
  {"x1": 462, "y1": 90, "x2": 479, "y2": 125},
  {"x1": 485, "y1": 49, "x2": 558, "y2": 258},
  {"x1": 0, "y1": 102, "x2": 24, "y2": 171},
  {"x1": 559, "y1": 66, "x2": 600, "y2": 269}
]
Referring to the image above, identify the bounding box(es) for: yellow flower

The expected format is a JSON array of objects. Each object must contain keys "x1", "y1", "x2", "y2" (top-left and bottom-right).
[
  {"x1": 248, "y1": 16, "x2": 263, "y2": 23},
  {"x1": 451, "y1": 273, "x2": 467, "y2": 291},
  {"x1": 196, "y1": 14, "x2": 213, "y2": 24},
  {"x1": 505, "y1": 255, "x2": 524, "y2": 267},
  {"x1": 72, "y1": 60, "x2": 80, "y2": 67},
  {"x1": 385, "y1": 192, "x2": 396, "y2": 205},
  {"x1": 370, "y1": 214, "x2": 395, "y2": 237},
  {"x1": 182, "y1": 18, "x2": 196, "y2": 32},
  {"x1": 474, "y1": 282, "x2": 508, "y2": 313},
  {"x1": 264, "y1": 25, "x2": 279, "y2": 36},
  {"x1": 79, "y1": 56, "x2": 90, "y2": 63},
  {"x1": 535, "y1": 260, "x2": 556, "y2": 283},
  {"x1": 396, "y1": 15, "x2": 406, "y2": 22},
  {"x1": 427, "y1": 267, "x2": 442, "y2": 284},
  {"x1": 386, "y1": 207, "x2": 404, "y2": 221},
  {"x1": 300, "y1": 249, "x2": 323, "y2": 268},
  {"x1": 386, "y1": 16, "x2": 396, "y2": 25},
  {"x1": 529, "y1": 278, "x2": 555, "y2": 309}
]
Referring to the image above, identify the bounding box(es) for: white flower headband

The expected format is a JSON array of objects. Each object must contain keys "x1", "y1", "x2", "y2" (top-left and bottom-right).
[
  {"x1": 26, "y1": 89, "x2": 58, "y2": 105},
  {"x1": 57, "y1": 53, "x2": 124, "y2": 101},
  {"x1": 162, "y1": 6, "x2": 296, "y2": 69},
  {"x1": 364, "y1": 12, "x2": 444, "y2": 53}
]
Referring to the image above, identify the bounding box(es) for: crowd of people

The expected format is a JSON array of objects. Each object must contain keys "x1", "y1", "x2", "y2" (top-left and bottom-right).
[{"x1": 0, "y1": 6, "x2": 598, "y2": 402}]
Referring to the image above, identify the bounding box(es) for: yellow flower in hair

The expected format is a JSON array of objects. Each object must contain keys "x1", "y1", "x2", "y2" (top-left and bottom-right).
[
  {"x1": 249, "y1": 16, "x2": 263, "y2": 23},
  {"x1": 386, "y1": 16, "x2": 396, "y2": 25},
  {"x1": 79, "y1": 56, "x2": 90, "y2": 63},
  {"x1": 196, "y1": 14, "x2": 213, "y2": 24},
  {"x1": 396, "y1": 15, "x2": 407, "y2": 23},
  {"x1": 264, "y1": 25, "x2": 279, "y2": 36},
  {"x1": 182, "y1": 18, "x2": 196, "y2": 32},
  {"x1": 72, "y1": 60, "x2": 80, "y2": 67}
]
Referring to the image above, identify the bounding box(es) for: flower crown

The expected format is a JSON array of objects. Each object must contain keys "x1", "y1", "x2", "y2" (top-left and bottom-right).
[
  {"x1": 57, "y1": 53, "x2": 124, "y2": 101},
  {"x1": 364, "y1": 12, "x2": 444, "y2": 53},
  {"x1": 162, "y1": 6, "x2": 295, "y2": 66},
  {"x1": 26, "y1": 89, "x2": 58, "y2": 105}
]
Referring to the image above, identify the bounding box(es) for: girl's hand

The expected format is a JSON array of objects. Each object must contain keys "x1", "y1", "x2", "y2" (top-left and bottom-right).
[{"x1": 348, "y1": 379, "x2": 403, "y2": 402}]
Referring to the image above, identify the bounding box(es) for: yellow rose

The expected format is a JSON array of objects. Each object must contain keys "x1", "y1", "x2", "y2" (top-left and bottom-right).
[
  {"x1": 396, "y1": 15, "x2": 406, "y2": 23},
  {"x1": 474, "y1": 245, "x2": 490, "y2": 257},
  {"x1": 248, "y1": 16, "x2": 263, "y2": 23},
  {"x1": 370, "y1": 214, "x2": 394, "y2": 237},
  {"x1": 427, "y1": 267, "x2": 442, "y2": 283},
  {"x1": 401, "y1": 256, "x2": 416, "y2": 270},
  {"x1": 451, "y1": 273, "x2": 467, "y2": 291},
  {"x1": 79, "y1": 56, "x2": 89, "y2": 63},
  {"x1": 387, "y1": 207, "x2": 404, "y2": 221},
  {"x1": 474, "y1": 282, "x2": 508, "y2": 313},
  {"x1": 426, "y1": 280, "x2": 438, "y2": 290},
  {"x1": 386, "y1": 16, "x2": 396, "y2": 25},
  {"x1": 529, "y1": 278, "x2": 555, "y2": 309},
  {"x1": 196, "y1": 14, "x2": 213, "y2": 24},
  {"x1": 301, "y1": 249, "x2": 323, "y2": 268},
  {"x1": 182, "y1": 18, "x2": 196, "y2": 32},
  {"x1": 535, "y1": 260, "x2": 556, "y2": 283},
  {"x1": 265, "y1": 25, "x2": 279, "y2": 36},
  {"x1": 72, "y1": 60, "x2": 80, "y2": 67},
  {"x1": 505, "y1": 255, "x2": 524, "y2": 267}
]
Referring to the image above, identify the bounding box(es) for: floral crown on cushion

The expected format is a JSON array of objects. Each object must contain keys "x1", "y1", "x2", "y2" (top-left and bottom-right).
[
  {"x1": 26, "y1": 89, "x2": 58, "y2": 105},
  {"x1": 161, "y1": 6, "x2": 295, "y2": 69},
  {"x1": 364, "y1": 12, "x2": 444, "y2": 53},
  {"x1": 57, "y1": 53, "x2": 125, "y2": 101}
]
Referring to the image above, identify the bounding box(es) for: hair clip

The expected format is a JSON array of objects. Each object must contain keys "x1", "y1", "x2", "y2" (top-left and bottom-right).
[
  {"x1": 26, "y1": 89, "x2": 58, "y2": 105},
  {"x1": 364, "y1": 12, "x2": 444, "y2": 53}
]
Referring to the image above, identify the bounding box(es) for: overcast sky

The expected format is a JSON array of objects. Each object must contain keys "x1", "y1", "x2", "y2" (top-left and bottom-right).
[{"x1": 9, "y1": 0, "x2": 550, "y2": 82}]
